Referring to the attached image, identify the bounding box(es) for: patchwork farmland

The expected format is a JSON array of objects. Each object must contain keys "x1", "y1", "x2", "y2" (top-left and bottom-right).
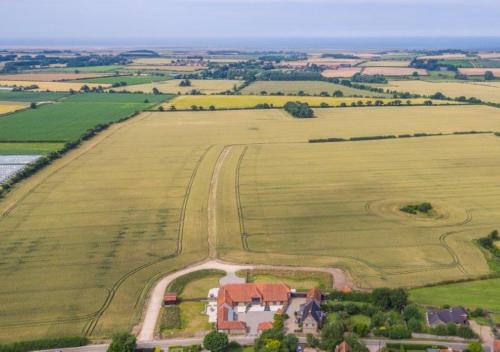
[
  {"x1": 376, "y1": 80, "x2": 500, "y2": 104},
  {"x1": 1, "y1": 104, "x2": 500, "y2": 341}
]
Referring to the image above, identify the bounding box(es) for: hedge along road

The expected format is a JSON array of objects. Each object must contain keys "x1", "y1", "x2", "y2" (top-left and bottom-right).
[{"x1": 135, "y1": 143, "x2": 353, "y2": 342}]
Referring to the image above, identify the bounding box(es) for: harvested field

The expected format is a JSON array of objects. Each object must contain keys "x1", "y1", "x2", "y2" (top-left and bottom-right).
[
  {"x1": 126, "y1": 65, "x2": 204, "y2": 72},
  {"x1": 132, "y1": 58, "x2": 174, "y2": 65},
  {"x1": 75, "y1": 74, "x2": 170, "y2": 85},
  {"x1": 458, "y1": 68, "x2": 500, "y2": 76},
  {"x1": 240, "y1": 81, "x2": 389, "y2": 97},
  {"x1": 165, "y1": 95, "x2": 454, "y2": 110},
  {"x1": 418, "y1": 54, "x2": 468, "y2": 60},
  {"x1": 0, "y1": 102, "x2": 28, "y2": 115},
  {"x1": 321, "y1": 67, "x2": 362, "y2": 78},
  {"x1": 359, "y1": 60, "x2": 411, "y2": 67},
  {"x1": 362, "y1": 67, "x2": 427, "y2": 76},
  {"x1": 378, "y1": 80, "x2": 500, "y2": 103},
  {"x1": 112, "y1": 79, "x2": 242, "y2": 94},
  {"x1": 0, "y1": 80, "x2": 110, "y2": 92},
  {"x1": 477, "y1": 52, "x2": 500, "y2": 59},
  {"x1": 0, "y1": 72, "x2": 110, "y2": 82}
]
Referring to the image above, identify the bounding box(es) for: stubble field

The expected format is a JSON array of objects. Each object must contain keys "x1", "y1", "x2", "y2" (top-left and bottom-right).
[
  {"x1": 112, "y1": 79, "x2": 242, "y2": 94},
  {"x1": 0, "y1": 104, "x2": 499, "y2": 341}
]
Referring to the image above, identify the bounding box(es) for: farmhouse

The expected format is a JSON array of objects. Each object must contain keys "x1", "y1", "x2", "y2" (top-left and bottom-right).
[
  {"x1": 297, "y1": 288, "x2": 325, "y2": 334},
  {"x1": 426, "y1": 307, "x2": 468, "y2": 327},
  {"x1": 216, "y1": 283, "x2": 291, "y2": 335}
]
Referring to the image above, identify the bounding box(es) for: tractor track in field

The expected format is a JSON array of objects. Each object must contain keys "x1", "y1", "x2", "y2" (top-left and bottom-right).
[{"x1": 207, "y1": 145, "x2": 233, "y2": 258}]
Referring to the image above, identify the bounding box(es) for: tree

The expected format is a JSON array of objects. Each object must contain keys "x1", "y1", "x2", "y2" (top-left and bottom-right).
[
  {"x1": 152, "y1": 87, "x2": 160, "y2": 95},
  {"x1": 389, "y1": 288, "x2": 408, "y2": 311},
  {"x1": 282, "y1": 334, "x2": 299, "y2": 352},
  {"x1": 345, "y1": 335, "x2": 369, "y2": 352},
  {"x1": 484, "y1": 71, "x2": 495, "y2": 81},
  {"x1": 30, "y1": 102, "x2": 37, "y2": 109},
  {"x1": 466, "y1": 342, "x2": 483, "y2": 352},
  {"x1": 353, "y1": 323, "x2": 369, "y2": 337},
  {"x1": 107, "y1": 332, "x2": 136, "y2": 352},
  {"x1": 158, "y1": 106, "x2": 164, "y2": 111},
  {"x1": 320, "y1": 321, "x2": 347, "y2": 351},
  {"x1": 203, "y1": 331, "x2": 228, "y2": 352},
  {"x1": 306, "y1": 333, "x2": 320, "y2": 348},
  {"x1": 209, "y1": 105, "x2": 216, "y2": 111},
  {"x1": 372, "y1": 288, "x2": 392, "y2": 310}
]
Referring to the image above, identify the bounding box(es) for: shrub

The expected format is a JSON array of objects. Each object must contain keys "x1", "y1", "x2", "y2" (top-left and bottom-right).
[
  {"x1": 283, "y1": 101, "x2": 315, "y2": 118},
  {"x1": 432, "y1": 324, "x2": 448, "y2": 336},
  {"x1": 457, "y1": 325, "x2": 476, "y2": 339},
  {"x1": 387, "y1": 324, "x2": 412, "y2": 339},
  {"x1": 345, "y1": 303, "x2": 359, "y2": 315},
  {"x1": 203, "y1": 331, "x2": 228, "y2": 352},
  {"x1": 353, "y1": 323, "x2": 370, "y2": 337},
  {"x1": 107, "y1": 332, "x2": 136, "y2": 352},
  {"x1": 408, "y1": 318, "x2": 424, "y2": 333},
  {"x1": 0, "y1": 337, "x2": 88, "y2": 352}
]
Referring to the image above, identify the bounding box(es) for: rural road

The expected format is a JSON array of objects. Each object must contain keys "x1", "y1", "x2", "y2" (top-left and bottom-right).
[
  {"x1": 136, "y1": 259, "x2": 353, "y2": 341},
  {"x1": 39, "y1": 337, "x2": 484, "y2": 352}
]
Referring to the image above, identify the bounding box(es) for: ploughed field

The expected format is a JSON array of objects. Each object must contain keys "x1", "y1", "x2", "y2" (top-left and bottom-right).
[{"x1": 1, "y1": 104, "x2": 500, "y2": 341}]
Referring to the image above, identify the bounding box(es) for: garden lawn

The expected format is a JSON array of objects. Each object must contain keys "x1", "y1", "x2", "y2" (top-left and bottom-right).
[{"x1": 410, "y1": 278, "x2": 500, "y2": 313}]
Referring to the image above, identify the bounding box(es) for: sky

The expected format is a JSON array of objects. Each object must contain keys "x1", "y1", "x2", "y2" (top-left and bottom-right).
[{"x1": 1, "y1": 0, "x2": 500, "y2": 46}]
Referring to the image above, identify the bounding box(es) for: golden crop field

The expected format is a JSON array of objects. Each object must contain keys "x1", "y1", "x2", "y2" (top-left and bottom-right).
[
  {"x1": 240, "y1": 81, "x2": 390, "y2": 97},
  {"x1": 131, "y1": 57, "x2": 174, "y2": 65},
  {"x1": 0, "y1": 72, "x2": 110, "y2": 82},
  {"x1": 0, "y1": 80, "x2": 110, "y2": 92},
  {"x1": 359, "y1": 60, "x2": 411, "y2": 67},
  {"x1": 112, "y1": 79, "x2": 242, "y2": 94},
  {"x1": 362, "y1": 67, "x2": 428, "y2": 76},
  {"x1": 1, "y1": 104, "x2": 499, "y2": 341},
  {"x1": 379, "y1": 80, "x2": 500, "y2": 103},
  {"x1": 0, "y1": 102, "x2": 28, "y2": 115},
  {"x1": 164, "y1": 94, "x2": 456, "y2": 109}
]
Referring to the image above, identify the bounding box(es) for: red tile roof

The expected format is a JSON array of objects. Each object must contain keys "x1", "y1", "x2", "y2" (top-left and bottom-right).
[
  {"x1": 216, "y1": 283, "x2": 291, "y2": 331},
  {"x1": 258, "y1": 321, "x2": 274, "y2": 332},
  {"x1": 494, "y1": 340, "x2": 500, "y2": 352},
  {"x1": 335, "y1": 341, "x2": 351, "y2": 352},
  {"x1": 163, "y1": 292, "x2": 177, "y2": 302},
  {"x1": 306, "y1": 288, "x2": 322, "y2": 302}
]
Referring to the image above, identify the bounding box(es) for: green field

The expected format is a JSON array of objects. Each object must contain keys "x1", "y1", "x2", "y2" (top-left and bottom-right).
[
  {"x1": 75, "y1": 75, "x2": 170, "y2": 85},
  {"x1": 1, "y1": 105, "x2": 500, "y2": 341},
  {"x1": 410, "y1": 279, "x2": 500, "y2": 313},
  {"x1": 0, "y1": 93, "x2": 171, "y2": 142},
  {"x1": 0, "y1": 90, "x2": 68, "y2": 102},
  {"x1": 240, "y1": 80, "x2": 390, "y2": 97},
  {"x1": 0, "y1": 142, "x2": 64, "y2": 155}
]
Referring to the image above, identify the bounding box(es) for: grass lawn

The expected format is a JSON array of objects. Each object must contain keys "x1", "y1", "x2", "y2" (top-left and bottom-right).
[
  {"x1": 160, "y1": 302, "x2": 211, "y2": 338},
  {"x1": 167, "y1": 269, "x2": 225, "y2": 298},
  {"x1": 237, "y1": 269, "x2": 332, "y2": 290},
  {"x1": 0, "y1": 142, "x2": 64, "y2": 155},
  {"x1": 410, "y1": 278, "x2": 500, "y2": 313}
]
